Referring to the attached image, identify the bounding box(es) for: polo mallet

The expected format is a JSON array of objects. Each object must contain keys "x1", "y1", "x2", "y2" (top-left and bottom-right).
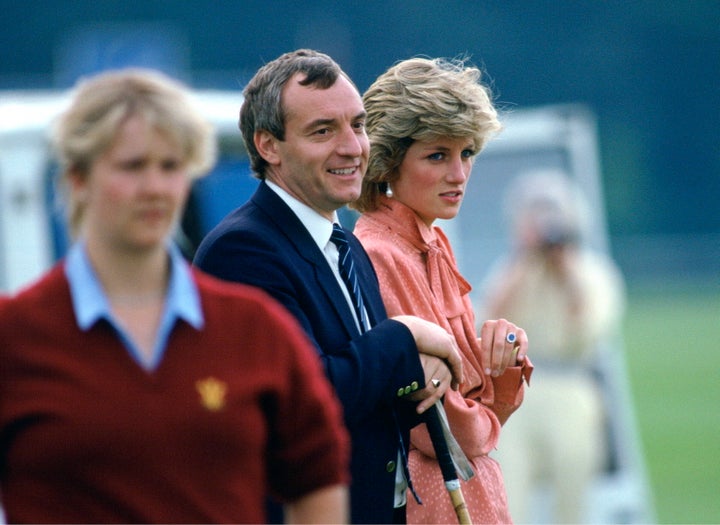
[{"x1": 426, "y1": 400, "x2": 474, "y2": 524}]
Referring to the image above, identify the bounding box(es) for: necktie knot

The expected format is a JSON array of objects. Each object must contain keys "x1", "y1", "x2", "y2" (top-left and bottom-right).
[{"x1": 330, "y1": 223, "x2": 349, "y2": 248}]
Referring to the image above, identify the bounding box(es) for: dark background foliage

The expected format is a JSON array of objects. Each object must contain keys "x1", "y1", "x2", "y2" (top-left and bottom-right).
[{"x1": 2, "y1": 0, "x2": 718, "y2": 270}]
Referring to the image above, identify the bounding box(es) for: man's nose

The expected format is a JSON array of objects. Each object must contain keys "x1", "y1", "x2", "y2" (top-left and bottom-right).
[{"x1": 337, "y1": 125, "x2": 366, "y2": 157}]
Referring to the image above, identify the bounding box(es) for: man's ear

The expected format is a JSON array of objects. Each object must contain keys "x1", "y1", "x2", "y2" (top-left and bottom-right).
[{"x1": 254, "y1": 130, "x2": 280, "y2": 166}]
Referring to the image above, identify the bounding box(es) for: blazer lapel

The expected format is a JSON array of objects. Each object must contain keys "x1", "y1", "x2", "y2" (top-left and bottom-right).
[{"x1": 252, "y1": 182, "x2": 363, "y2": 335}]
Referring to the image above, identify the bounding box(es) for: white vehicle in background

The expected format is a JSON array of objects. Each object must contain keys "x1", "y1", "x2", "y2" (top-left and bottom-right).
[
  {"x1": 0, "y1": 89, "x2": 249, "y2": 292},
  {"x1": 0, "y1": 91, "x2": 654, "y2": 523}
]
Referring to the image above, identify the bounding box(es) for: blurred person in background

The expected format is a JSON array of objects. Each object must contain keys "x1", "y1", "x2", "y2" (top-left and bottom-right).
[
  {"x1": 0, "y1": 68, "x2": 350, "y2": 524},
  {"x1": 353, "y1": 57, "x2": 532, "y2": 524},
  {"x1": 480, "y1": 169, "x2": 626, "y2": 524}
]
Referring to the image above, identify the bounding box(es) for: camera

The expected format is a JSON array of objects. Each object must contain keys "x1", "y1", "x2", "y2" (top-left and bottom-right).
[{"x1": 538, "y1": 222, "x2": 578, "y2": 249}]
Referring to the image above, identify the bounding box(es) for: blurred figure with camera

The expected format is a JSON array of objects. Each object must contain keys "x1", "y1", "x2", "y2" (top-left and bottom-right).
[{"x1": 479, "y1": 169, "x2": 626, "y2": 524}]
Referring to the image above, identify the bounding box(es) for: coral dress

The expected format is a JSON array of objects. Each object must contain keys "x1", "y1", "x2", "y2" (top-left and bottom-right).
[{"x1": 355, "y1": 198, "x2": 532, "y2": 524}]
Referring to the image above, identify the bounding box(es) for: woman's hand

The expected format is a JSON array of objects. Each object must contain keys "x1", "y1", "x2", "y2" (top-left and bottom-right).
[{"x1": 477, "y1": 318, "x2": 528, "y2": 377}]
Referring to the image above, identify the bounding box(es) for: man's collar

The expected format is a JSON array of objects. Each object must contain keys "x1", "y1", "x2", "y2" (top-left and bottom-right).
[{"x1": 265, "y1": 179, "x2": 338, "y2": 250}]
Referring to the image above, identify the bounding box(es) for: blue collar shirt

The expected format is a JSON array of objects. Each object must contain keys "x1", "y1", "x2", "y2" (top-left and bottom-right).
[{"x1": 64, "y1": 240, "x2": 204, "y2": 370}]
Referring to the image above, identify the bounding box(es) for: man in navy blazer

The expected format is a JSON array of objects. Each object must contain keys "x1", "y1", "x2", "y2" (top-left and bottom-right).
[{"x1": 194, "y1": 49, "x2": 463, "y2": 524}]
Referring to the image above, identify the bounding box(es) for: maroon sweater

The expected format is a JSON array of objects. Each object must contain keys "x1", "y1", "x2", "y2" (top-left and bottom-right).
[{"x1": 0, "y1": 264, "x2": 349, "y2": 523}]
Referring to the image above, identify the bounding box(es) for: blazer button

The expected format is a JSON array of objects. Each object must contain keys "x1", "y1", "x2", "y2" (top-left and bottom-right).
[{"x1": 386, "y1": 460, "x2": 396, "y2": 473}]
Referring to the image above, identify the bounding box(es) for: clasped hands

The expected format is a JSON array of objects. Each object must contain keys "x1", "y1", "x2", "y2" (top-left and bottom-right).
[
  {"x1": 392, "y1": 315, "x2": 461, "y2": 414},
  {"x1": 394, "y1": 315, "x2": 527, "y2": 414}
]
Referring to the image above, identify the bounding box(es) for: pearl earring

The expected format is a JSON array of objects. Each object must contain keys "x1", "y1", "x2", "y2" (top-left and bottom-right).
[{"x1": 385, "y1": 183, "x2": 393, "y2": 198}]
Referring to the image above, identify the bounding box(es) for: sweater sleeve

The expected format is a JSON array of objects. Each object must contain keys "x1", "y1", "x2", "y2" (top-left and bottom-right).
[{"x1": 222, "y1": 280, "x2": 351, "y2": 502}]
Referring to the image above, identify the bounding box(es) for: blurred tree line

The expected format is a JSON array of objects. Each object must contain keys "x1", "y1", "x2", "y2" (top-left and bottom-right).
[{"x1": 1, "y1": 0, "x2": 718, "y2": 241}]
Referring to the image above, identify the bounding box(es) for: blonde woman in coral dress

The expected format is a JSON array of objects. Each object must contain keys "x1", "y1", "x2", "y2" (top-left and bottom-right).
[{"x1": 354, "y1": 57, "x2": 532, "y2": 524}]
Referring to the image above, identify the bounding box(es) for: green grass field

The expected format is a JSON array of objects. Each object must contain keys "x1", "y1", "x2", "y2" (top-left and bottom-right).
[{"x1": 622, "y1": 284, "x2": 720, "y2": 524}]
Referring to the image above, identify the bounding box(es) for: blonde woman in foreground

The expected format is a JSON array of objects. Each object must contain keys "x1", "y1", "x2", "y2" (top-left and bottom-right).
[{"x1": 0, "y1": 68, "x2": 349, "y2": 524}]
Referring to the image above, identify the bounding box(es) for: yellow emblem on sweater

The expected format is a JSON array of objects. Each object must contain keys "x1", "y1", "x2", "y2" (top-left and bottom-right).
[{"x1": 196, "y1": 377, "x2": 227, "y2": 411}]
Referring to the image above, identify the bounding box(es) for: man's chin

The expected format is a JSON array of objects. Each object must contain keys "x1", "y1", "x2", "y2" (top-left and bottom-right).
[
  {"x1": 341, "y1": 196, "x2": 361, "y2": 208},
  {"x1": 332, "y1": 187, "x2": 361, "y2": 206}
]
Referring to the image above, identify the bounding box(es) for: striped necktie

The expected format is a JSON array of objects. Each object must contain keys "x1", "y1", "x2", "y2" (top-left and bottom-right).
[{"x1": 330, "y1": 223, "x2": 367, "y2": 333}]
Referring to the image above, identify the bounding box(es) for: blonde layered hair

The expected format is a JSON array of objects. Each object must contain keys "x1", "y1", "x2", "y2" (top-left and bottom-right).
[
  {"x1": 354, "y1": 57, "x2": 501, "y2": 213},
  {"x1": 52, "y1": 68, "x2": 216, "y2": 236}
]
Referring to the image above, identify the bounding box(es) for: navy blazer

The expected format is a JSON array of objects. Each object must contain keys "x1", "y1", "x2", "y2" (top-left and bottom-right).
[{"x1": 194, "y1": 181, "x2": 425, "y2": 524}]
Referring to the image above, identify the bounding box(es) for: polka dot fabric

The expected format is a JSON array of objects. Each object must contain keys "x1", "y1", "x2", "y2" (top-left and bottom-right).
[{"x1": 355, "y1": 198, "x2": 531, "y2": 524}]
